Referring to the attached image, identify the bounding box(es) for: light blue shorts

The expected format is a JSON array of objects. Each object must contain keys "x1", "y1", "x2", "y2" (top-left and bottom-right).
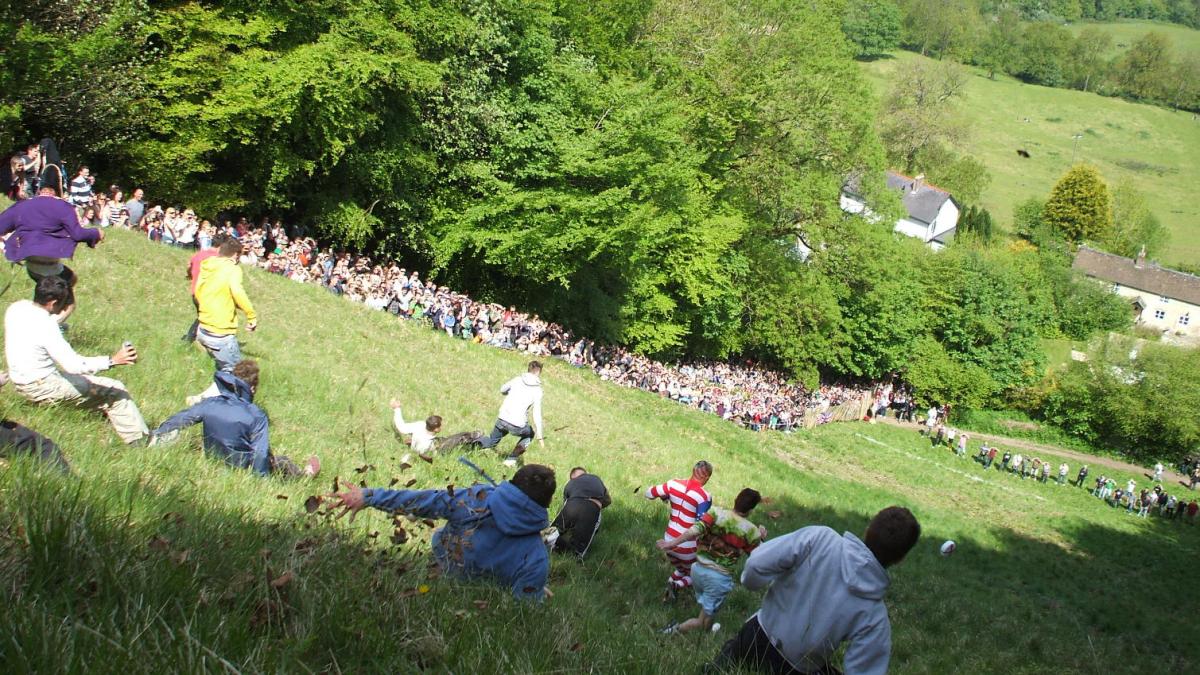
[{"x1": 691, "y1": 562, "x2": 734, "y2": 617}]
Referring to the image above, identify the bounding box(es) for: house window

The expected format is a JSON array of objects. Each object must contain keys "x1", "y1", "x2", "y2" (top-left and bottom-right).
[
  {"x1": 1180, "y1": 313, "x2": 1191, "y2": 327},
  {"x1": 1154, "y1": 309, "x2": 1166, "y2": 320},
  {"x1": 1160, "y1": 296, "x2": 1170, "y2": 304}
]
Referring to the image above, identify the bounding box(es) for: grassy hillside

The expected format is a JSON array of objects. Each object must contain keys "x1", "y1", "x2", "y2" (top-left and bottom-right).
[
  {"x1": 1065, "y1": 19, "x2": 1200, "y2": 61},
  {"x1": 861, "y1": 51, "x2": 1200, "y2": 266},
  {"x1": 1, "y1": 231, "x2": 1197, "y2": 673}
]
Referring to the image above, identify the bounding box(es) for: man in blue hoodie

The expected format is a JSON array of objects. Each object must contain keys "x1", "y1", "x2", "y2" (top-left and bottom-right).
[
  {"x1": 150, "y1": 359, "x2": 319, "y2": 478},
  {"x1": 707, "y1": 506, "x2": 920, "y2": 675},
  {"x1": 328, "y1": 464, "x2": 556, "y2": 601}
]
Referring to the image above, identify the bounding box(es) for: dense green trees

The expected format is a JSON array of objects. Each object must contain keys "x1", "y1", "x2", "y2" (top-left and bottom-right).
[
  {"x1": 1043, "y1": 338, "x2": 1200, "y2": 463},
  {"x1": 842, "y1": 0, "x2": 903, "y2": 58}
]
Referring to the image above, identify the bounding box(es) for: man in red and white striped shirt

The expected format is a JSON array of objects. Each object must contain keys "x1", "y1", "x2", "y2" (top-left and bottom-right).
[{"x1": 645, "y1": 460, "x2": 713, "y2": 599}]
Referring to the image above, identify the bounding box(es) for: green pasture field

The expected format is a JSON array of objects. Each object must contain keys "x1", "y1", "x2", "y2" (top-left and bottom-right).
[
  {"x1": 0, "y1": 230, "x2": 1196, "y2": 673},
  {"x1": 861, "y1": 51, "x2": 1200, "y2": 266},
  {"x1": 1065, "y1": 19, "x2": 1200, "y2": 62}
]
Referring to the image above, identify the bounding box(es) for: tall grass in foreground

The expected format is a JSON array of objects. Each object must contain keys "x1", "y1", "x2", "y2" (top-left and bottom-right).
[{"x1": 0, "y1": 230, "x2": 1196, "y2": 673}]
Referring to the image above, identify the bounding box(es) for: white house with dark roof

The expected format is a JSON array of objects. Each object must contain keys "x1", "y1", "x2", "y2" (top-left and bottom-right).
[
  {"x1": 1073, "y1": 246, "x2": 1200, "y2": 339},
  {"x1": 840, "y1": 171, "x2": 960, "y2": 250}
]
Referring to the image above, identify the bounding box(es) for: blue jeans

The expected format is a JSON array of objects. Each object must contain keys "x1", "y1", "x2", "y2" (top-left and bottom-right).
[{"x1": 197, "y1": 329, "x2": 243, "y2": 372}]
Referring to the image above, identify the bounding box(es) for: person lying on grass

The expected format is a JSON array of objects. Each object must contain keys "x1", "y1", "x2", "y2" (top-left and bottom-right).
[
  {"x1": 658, "y1": 488, "x2": 766, "y2": 636},
  {"x1": 328, "y1": 464, "x2": 557, "y2": 601},
  {"x1": 150, "y1": 359, "x2": 319, "y2": 479},
  {"x1": 389, "y1": 398, "x2": 482, "y2": 460}
]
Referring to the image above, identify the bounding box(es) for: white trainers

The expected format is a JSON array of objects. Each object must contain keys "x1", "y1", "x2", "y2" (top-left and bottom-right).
[{"x1": 502, "y1": 458, "x2": 518, "y2": 468}]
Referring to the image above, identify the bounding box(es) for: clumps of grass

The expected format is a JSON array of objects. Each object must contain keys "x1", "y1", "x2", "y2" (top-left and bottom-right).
[
  {"x1": 1115, "y1": 159, "x2": 1177, "y2": 176},
  {"x1": 1045, "y1": 116, "x2": 1063, "y2": 123},
  {"x1": 1084, "y1": 128, "x2": 1101, "y2": 136},
  {"x1": 1137, "y1": 130, "x2": 1151, "y2": 140}
]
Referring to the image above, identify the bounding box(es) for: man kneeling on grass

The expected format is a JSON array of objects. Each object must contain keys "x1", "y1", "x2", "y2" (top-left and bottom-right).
[
  {"x1": 150, "y1": 359, "x2": 319, "y2": 478},
  {"x1": 328, "y1": 464, "x2": 556, "y2": 601},
  {"x1": 706, "y1": 506, "x2": 920, "y2": 675},
  {"x1": 658, "y1": 488, "x2": 766, "y2": 636}
]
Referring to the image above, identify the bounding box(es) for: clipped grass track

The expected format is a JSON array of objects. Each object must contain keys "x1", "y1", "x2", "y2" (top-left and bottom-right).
[
  {"x1": 861, "y1": 51, "x2": 1200, "y2": 266},
  {"x1": 0, "y1": 230, "x2": 1197, "y2": 673}
]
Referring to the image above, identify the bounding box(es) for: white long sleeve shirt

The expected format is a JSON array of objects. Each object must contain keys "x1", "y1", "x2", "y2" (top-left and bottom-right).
[
  {"x1": 5, "y1": 300, "x2": 111, "y2": 385},
  {"x1": 497, "y1": 373, "x2": 544, "y2": 437},
  {"x1": 392, "y1": 406, "x2": 436, "y2": 453}
]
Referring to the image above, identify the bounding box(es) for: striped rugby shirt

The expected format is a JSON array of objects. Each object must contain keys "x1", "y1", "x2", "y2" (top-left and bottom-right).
[{"x1": 648, "y1": 478, "x2": 712, "y2": 552}]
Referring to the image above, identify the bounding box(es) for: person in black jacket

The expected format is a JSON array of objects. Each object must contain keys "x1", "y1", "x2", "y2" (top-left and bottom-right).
[{"x1": 551, "y1": 466, "x2": 610, "y2": 560}]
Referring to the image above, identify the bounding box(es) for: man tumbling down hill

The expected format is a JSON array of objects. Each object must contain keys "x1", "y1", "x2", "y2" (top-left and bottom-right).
[{"x1": 646, "y1": 460, "x2": 713, "y2": 601}]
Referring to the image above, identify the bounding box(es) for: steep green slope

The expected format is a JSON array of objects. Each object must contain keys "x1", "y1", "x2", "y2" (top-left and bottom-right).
[
  {"x1": 862, "y1": 51, "x2": 1200, "y2": 266},
  {"x1": 0, "y1": 230, "x2": 1195, "y2": 673}
]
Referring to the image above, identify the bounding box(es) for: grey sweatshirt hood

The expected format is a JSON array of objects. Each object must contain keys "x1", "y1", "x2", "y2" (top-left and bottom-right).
[{"x1": 840, "y1": 531, "x2": 889, "y2": 600}]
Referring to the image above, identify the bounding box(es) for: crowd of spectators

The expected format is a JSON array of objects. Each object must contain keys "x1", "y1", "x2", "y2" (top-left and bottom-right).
[{"x1": 62, "y1": 176, "x2": 874, "y2": 433}]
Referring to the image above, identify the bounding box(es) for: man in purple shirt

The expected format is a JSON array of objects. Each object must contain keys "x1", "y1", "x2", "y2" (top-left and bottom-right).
[{"x1": 0, "y1": 185, "x2": 104, "y2": 324}]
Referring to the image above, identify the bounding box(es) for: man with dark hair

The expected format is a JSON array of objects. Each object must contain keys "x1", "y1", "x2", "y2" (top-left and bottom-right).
[
  {"x1": 477, "y1": 360, "x2": 544, "y2": 467},
  {"x1": 389, "y1": 398, "x2": 442, "y2": 457},
  {"x1": 646, "y1": 460, "x2": 714, "y2": 599},
  {"x1": 328, "y1": 464, "x2": 556, "y2": 600},
  {"x1": 709, "y1": 505, "x2": 920, "y2": 675},
  {"x1": 659, "y1": 487, "x2": 766, "y2": 636},
  {"x1": 150, "y1": 359, "x2": 319, "y2": 478},
  {"x1": 190, "y1": 238, "x2": 256, "y2": 402},
  {"x1": 551, "y1": 466, "x2": 611, "y2": 560},
  {"x1": 0, "y1": 183, "x2": 105, "y2": 325},
  {"x1": 5, "y1": 277, "x2": 148, "y2": 445},
  {"x1": 68, "y1": 166, "x2": 94, "y2": 207},
  {"x1": 181, "y1": 231, "x2": 229, "y2": 343}
]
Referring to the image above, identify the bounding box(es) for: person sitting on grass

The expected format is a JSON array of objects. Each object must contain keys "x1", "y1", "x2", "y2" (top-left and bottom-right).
[
  {"x1": 659, "y1": 488, "x2": 766, "y2": 636},
  {"x1": 5, "y1": 276, "x2": 150, "y2": 446},
  {"x1": 150, "y1": 359, "x2": 319, "y2": 479},
  {"x1": 327, "y1": 464, "x2": 557, "y2": 601},
  {"x1": 706, "y1": 506, "x2": 920, "y2": 675}
]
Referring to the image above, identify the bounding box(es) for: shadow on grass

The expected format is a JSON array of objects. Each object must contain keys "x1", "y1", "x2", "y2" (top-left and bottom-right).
[{"x1": 0, "y1": 456, "x2": 1197, "y2": 674}]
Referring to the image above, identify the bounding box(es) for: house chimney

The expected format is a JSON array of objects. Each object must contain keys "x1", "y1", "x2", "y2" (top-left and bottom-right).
[
  {"x1": 912, "y1": 174, "x2": 925, "y2": 193},
  {"x1": 1134, "y1": 245, "x2": 1146, "y2": 269}
]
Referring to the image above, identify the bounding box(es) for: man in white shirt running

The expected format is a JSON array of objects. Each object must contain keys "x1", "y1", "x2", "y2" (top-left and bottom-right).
[
  {"x1": 5, "y1": 276, "x2": 149, "y2": 444},
  {"x1": 477, "y1": 360, "x2": 544, "y2": 467}
]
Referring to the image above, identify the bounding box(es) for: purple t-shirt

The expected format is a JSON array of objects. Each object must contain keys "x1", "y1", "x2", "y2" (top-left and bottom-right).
[{"x1": 0, "y1": 196, "x2": 100, "y2": 263}]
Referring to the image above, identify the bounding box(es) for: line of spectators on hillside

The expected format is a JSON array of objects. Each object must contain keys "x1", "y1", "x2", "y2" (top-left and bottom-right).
[
  {"x1": 64, "y1": 177, "x2": 873, "y2": 433},
  {"x1": 908, "y1": 406, "x2": 1200, "y2": 524}
]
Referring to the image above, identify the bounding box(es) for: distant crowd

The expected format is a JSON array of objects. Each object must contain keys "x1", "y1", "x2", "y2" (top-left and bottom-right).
[{"x1": 58, "y1": 169, "x2": 874, "y2": 434}]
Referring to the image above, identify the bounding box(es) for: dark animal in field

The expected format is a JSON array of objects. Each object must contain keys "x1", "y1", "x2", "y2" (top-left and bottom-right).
[{"x1": 1016, "y1": 149, "x2": 1031, "y2": 158}]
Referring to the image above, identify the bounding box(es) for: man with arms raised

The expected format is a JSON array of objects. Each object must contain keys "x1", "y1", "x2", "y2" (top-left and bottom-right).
[
  {"x1": 646, "y1": 460, "x2": 713, "y2": 600},
  {"x1": 708, "y1": 506, "x2": 920, "y2": 675}
]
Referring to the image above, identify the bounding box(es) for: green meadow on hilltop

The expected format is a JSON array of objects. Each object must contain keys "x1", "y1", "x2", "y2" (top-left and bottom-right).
[
  {"x1": 861, "y1": 50, "x2": 1200, "y2": 266},
  {"x1": 1064, "y1": 19, "x2": 1200, "y2": 62},
  {"x1": 0, "y1": 231, "x2": 1196, "y2": 673}
]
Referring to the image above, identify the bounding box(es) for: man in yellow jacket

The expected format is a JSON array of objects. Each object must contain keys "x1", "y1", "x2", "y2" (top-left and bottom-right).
[{"x1": 190, "y1": 238, "x2": 257, "y2": 402}]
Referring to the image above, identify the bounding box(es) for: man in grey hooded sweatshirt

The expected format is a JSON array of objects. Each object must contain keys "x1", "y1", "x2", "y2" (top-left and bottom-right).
[
  {"x1": 478, "y1": 360, "x2": 544, "y2": 467},
  {"x1": 707, "y1": 506, "x2": 920, "y2": 675}
]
